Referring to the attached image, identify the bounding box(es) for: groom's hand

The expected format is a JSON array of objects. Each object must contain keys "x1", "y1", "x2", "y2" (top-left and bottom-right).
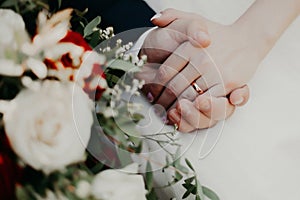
[{"x1": 136, "y1": 9, "x2": 250, "y2": 132}]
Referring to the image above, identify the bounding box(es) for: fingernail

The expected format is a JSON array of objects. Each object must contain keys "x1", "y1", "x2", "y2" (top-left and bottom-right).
[
  {"x1": 195, "y1": 31, "x2": 210, "y2": 46},
  {"x1": 201, "y1": 99, "x2": 211, "y2": 111},
  {"x1": 150, "y1": 13, "x2": 162, "y2": 21},
  {"x1": 180, "y1": 103, "x2": 191, "y2": 115},
  {"x1": 234, "y1": 97, "x2": 244, "y2": 105},
  {"x1": 169, "y1": 111, "x2": 181, "y2": 124},
  {"x1": 147, "y1": 92, "x2": 154, "y2": 103},
  {"x1": 161, "y1": 115, "x2": 169, "y2": 124},
  {"x1": 195, "y1": 98, "x2": 210, "y2": 111}
]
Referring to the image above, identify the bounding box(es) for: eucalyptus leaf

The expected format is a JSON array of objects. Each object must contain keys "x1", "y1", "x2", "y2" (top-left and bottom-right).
[
  {"x1": 84, "y1": 16, "x2": 101, "y2": 38},
  {"x1": 107, "y1": 59, "x2": 140, "y2": 73},
  {"x1": 116, "y1": 148, "x2": 132, "y2": 166},
  {"x1": 203, "y1": 186, "x2": 220, "y2": 200},
  {"x1": 182, "y1": 185, "x2": 196, "y2": 199},
  {"x1": 175, "y1": 171, "x2": 183, "y2": 182},
  {"x1": 184, "y1": 176, "x2": 195, "y2": 184},
  {"x1": 146, "y1": 161, "x2": 154, "y2": 191},
  {"x1": 185, "y1": 158, "x2": 195, "y2": 172},
  {"x1": 196, "y1": 180, "x2": 205, "y2": 200},
  {"x1": 57, "y1": 0, "x2": 61, "y2": 8},
  {"x1": 1, "y1": 0, "x2": 17, "y2": 7},
  {"x1": 146, "y1": 188, "x2": 158, "y2": 200}
]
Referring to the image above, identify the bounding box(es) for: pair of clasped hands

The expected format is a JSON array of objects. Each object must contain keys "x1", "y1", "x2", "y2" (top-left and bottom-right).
[{"x1": 136, "y1": 9, "x2": 252, "y2": 132}]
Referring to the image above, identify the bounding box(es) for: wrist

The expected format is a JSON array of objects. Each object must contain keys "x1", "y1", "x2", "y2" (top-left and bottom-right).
[
  {"x1": 231, "y1": 21, "x2": 274, "y2": 60},
  {"x1": 232, "y1": 0, "x2": 300, "y2": 59}
]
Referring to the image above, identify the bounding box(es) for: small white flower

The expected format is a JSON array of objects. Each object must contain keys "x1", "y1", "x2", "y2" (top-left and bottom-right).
[
  {"x1": 3, "y1": 80, "x2": 93, "y2": 174},
  {"x1": 76, "y1": 180, "x2": 91, "y2": 199},
  {"x1": 103, "y1": 107, "x2": 118, "y2": 118},
  {"x1": 137, "y1": 60, "x2": 144, "y2": 67},
  {"x1": 141, "y1": 55, "x2": 147, "y2": 62},
  {"x1": 91, "y1": 163, "x2": 147, "y2": 200},
  {"x1": 0, "y1": 59, "x2": 24, "y2": 76}
]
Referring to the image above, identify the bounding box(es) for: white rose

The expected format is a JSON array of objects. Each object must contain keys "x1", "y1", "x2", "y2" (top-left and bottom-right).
[
  {"x1": 0, "y1": 9, "x2": 29, "y2": 49},
  {"x1": 22, "y1": 9, "x2": 72, "y2": 56},
  {"x1": 91, "y1": 163, "x2": 147, "y2": 200},
  {"x1": 3, "y1": 80, "x2": 94, "y2": 174},
  {"x1": 0, "y1": 9, "x2": 30, "y2": 76}
]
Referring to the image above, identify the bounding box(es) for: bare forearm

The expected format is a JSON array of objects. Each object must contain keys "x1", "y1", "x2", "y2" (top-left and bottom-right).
[{"x1": 235, "y1": 0, "x2": 300, "y2": 57}]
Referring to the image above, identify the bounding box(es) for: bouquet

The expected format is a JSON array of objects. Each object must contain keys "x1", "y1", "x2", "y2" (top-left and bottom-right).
[{"x1": 0, "y1": 1, "x2": 219, "y2": 200}]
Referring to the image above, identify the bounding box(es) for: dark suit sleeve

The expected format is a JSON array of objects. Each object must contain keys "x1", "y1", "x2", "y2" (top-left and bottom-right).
[{"x1": 62, "y1": 0, "x2": 156, "y2": 34}]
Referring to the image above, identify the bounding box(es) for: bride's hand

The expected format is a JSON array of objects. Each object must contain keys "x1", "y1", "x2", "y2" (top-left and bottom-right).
[
  {"x1": 140, "y1": 8, "x2": 211, "y2": 64},
  {"x1": 148, "y1": 18, "x2": 261, "y2": 107}
]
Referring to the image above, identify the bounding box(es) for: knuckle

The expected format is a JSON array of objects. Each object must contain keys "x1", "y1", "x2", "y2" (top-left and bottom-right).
[
  {"x1": 162, "y1": 8, "x2": 176, "y2": 15},
  {"x1": 157, "y1": 67, "x2": 168, "y2": 82},
  {"x1": 165, "y1": 83, "x2": 178, "y2": 97},
  {"x1": 189, "y1": 20, "x2": 200, "y2": 30},
  {"x1": 181, "y1": 89, "x2": 195, "y2": 101}
]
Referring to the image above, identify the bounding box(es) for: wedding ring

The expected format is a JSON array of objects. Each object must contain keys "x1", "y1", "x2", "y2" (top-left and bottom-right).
[{"x1": 191, "y1": 81, "x2": 204, "y2": 94}]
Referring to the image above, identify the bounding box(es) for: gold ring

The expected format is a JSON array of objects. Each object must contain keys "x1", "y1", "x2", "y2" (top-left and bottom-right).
[{"x1": 191, "y1": 81, "x2": 204, "y2": 94}]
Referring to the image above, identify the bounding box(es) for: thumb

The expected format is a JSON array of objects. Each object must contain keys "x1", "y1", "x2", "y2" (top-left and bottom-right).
[{"x1": 150, "y1": 9, "x2": 211, "y2": 48}]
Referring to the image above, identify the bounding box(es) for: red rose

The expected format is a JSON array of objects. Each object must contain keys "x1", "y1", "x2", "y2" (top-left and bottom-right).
[
  {"x1": 60, "y1": 31, "x2": 92, "y2": 51},
  {"x1": 83, "y1": 63, "x2": 106, "y2": 100},
  {"x1": 43, "y1": 30, "x2": 107, "y2": 100},
  {"x1": 0, "y1": 134, "x2": 20, "y2": 200}
]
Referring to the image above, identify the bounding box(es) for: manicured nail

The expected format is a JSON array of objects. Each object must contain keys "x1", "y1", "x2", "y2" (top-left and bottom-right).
[
  {"x1": 234, "y1": 97, "x2": 244, "y2": 105},
  {"x1": 147, "y1": 92, "x2": 154, "y2": 103},
  {"x1": 150, "y1": 13, "x2": 162, "y2": 21},
  {"x1": 195, "y1": 98, "x2": 210, "y2": 111},
  {"x1": 195, "y1": 31, "x2": 210, "y2": 46},
  {"x1": 161, "y1": 115, "x2": 169, "y2": 124},
  {"x1": 180, "y1": 103, "x2": 191, "y2": 116},
  {"x1": 169, "y1": 111, "x2": 180, "y2": 124},
  {"x1": 201, "y1": 99, "x2": 210, "y2": 111}
]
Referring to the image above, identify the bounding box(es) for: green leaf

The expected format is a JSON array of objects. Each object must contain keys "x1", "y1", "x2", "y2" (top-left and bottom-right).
[
  {"x1": 185, "y1": 158, "x2": 195, "y2": 172},
  {"x1": 175, "y1": 171, "x2": 183, "y2": 182},
  {"x1": 196, "y1": 180, "x2": 205, "y2": 200},
  {"x1": 1, "y1": 0, "x2": 17, "y2": 7},
  {"x1": 84, "y1": 16, "x2": 101, "y2": 38},
  {"x1": 57, "y1": 0, "x2": 62, "y2": 8},
  {"x1": 184, "y1": 176, "x2": 195, "y2": 184},
  {"x1": 131, "y1": 113, "x2": 144, "y2": 123},
  {"x1": 146, "y1": 188, "x2": 158, "y2": 200},
  {"x1": 146, "y1": 161, "x2": 154, "y2": 191},
  {"x1": 203, "y1": 186, "x2": 220, "y2": 200},
  {"x1": 182, "y1": 185, "x2": 196, "y2": 199},
  {"x1": 116, "y1": 148, "x2": 132, "y2": 166},
  {"x1": 106, "y1": 59, "x2": 140, "y2": 73}
]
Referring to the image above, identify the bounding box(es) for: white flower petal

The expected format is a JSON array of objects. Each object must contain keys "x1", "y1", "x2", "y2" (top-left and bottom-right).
[
  {"x1": 26, "y1": 58, "x2": 48, "y2": 79},
  {"x1": 0, "y1": 59, "x2": 24, "y2": 76},
  {"x1": 3, "y1": 81, "x2": 94, "y2": 174}
]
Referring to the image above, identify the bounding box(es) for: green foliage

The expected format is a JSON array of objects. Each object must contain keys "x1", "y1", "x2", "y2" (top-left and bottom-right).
[
  {"x1": 84, "y1": 16, "x2": 101, "y2": 38},
  {"x1": 203, "y1": 186, "x2": 220, "y2": 200},
  {"x1": 107, "y1": 59, "x2": 141, "y2": 73}
]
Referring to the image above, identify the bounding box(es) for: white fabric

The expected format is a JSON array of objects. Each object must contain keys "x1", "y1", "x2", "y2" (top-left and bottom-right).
[
  {"x1": 139, "y1": 0, "x2": 300, "y2": 199},
  {"x1": 128, "y1": 27, "x2": 157, "y2": 56}
]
